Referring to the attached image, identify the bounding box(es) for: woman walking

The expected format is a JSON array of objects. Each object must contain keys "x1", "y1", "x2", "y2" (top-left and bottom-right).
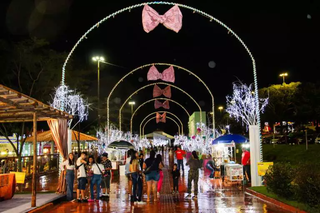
[
  {"x1": 185, "y1": 151, "x2": 202, "y2": 200},
  {"x1": 143, "y1": 150, "x2": 162, "y2": 202},
  {"x1": 89, "y1": 157, "x2": 104, "y2": 201},
  {"x1": 60, "y1": 153, "x2": 75, "y2": 201},
  {"x1": 130, "y1": 151, "x2": 145, "y2": 204},
  {"x1": 156, "y1": 154, "x2": 165, "y2": 197}
]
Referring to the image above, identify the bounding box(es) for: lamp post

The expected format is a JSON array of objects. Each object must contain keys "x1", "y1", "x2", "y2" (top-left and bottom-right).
[
  {"x1": 128, "y1": 101, "x2": 135, "y2": 114},
  {"x1": 218, "y1": 106, "x2": 224, "y2": 113},
  {"x1": 279, "y1": 73, "x2": 288, "y2": 84},
  {"x1": 92, "y1": 56, "x2": 105, "y2": 127}
]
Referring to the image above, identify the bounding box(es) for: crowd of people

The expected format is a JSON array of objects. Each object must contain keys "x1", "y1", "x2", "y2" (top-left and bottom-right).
[
  {"x1": 60, "y1": 152, "x2": 112, "y2": 202},
  {"x1": 59, "y1": 145, "x2": 254, "y2": 204}
]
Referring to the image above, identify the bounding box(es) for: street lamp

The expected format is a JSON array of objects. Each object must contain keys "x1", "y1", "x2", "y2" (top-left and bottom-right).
[
  {"x1": 128, "y1": 101, "x2": 135, "y2": 114},
  {"x1": 279, "y1": 72, "x2": 288, "y2": 84},
  {"x1": 92, "y1": 56, "x2": 105, "y2": 127},
  {"x1": 218, "y1": 106, "x2": 224, "y2": 113}
]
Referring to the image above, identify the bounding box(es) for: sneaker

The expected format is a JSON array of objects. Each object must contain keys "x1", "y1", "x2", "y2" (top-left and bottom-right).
[
  {"x1": 88, "y1": 199, "x2": 94, "y2": 202},
  {"x1": 192, "y1": 195, "x2": 198, "y2": 200},
  {"x1": 185, "y1": 194, "x2": 191, "y2": 199},
  {"x1": 76, "y1": 199, "x2": 82, "y2": 203},
  {"x1": 82, "y1": 199, "x2": 88, "y2": 203},
  {"x1": 105, "y1": 193, "x2": 110, "y2": 197}
]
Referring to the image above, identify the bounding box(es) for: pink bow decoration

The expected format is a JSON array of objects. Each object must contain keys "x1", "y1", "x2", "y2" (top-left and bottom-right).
[
  {"x1": 142, "y1": 5, "x2": 183, "y2": 33},
  {"x1": 154, "y1": 100, "x2": 170, "y2": 109},
  {"x1": 147, "y1": 65, "x2": 175, "y2": 83},
  {"x1": 156, "y1": 112, "x2": 166, "y2": 123},
  {"x1": 153, "y1": 85, "x2": 172, "y2": 98}
]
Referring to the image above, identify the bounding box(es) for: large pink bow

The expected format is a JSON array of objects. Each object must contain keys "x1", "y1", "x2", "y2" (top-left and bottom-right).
[
  {"x1": 156, "y1": 112, "x2": 166, "y2": 123},
  {"x1": 147, "y1": 65, "x2": 175, "y2": 83},
  {"x1": 154, "y1": 100, "x2": 170, "y2": 109},
  {"x1": 153, "y1": 85, "x2": 172, "y2": 98},
  {"x1": 142, "y1": 5, "x2": 183, "y2": 33}
]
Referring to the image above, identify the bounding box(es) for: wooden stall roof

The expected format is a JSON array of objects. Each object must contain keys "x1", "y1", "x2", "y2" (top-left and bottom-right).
[
  {"x1": 0, "y1": 84, "x2": 72, "y2": 123},
  {"x1": 25, "y1": 130, "x2": 97, "y2": 142}
]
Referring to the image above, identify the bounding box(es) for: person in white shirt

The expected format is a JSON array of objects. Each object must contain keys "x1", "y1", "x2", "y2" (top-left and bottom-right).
[
  {"x1": 88, "y1": 157, "x2": 105, "y2": 201},
  {"x1": 76, "y1": 152, "x2": 87, "y2": 202},
  {"x1": 60, "y1": 153, "x2": 75, "y2": 201},
  {"x1": 125, "y1": 149, "x2": 133, "y2": 195}
]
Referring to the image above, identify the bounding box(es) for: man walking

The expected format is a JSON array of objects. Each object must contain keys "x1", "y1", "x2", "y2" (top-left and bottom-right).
[
  {"x1": 175, "y1": 147, "x2": 186, "y2": 173},
  {"x1": 241, "y1": 148, "x2": 251, "y2": 183}
]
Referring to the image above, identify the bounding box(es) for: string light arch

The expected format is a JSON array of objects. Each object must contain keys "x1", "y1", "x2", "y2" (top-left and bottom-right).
[
  {"x1": 60, "y1": 1, "x2": 261, "y2": 160},
  {"x1": 139, "y1": 111, "x2": 183, "y2": 137},
  {"x1": 142, "y1": 116, "x2": 180, "y2": 136},
  {"x1": 119, "y1": 82, "x2": 201, "y2": 131},
  {"x1": 130, "y1": 98, "x2": 191, "y2": 133}
]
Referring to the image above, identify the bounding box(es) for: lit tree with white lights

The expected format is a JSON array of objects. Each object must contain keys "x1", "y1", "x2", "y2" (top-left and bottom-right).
[
  {"x1": 226, "y1": 82, "x2": 268, "y2": 186},
  {"x1": 51, "y1": 85, "x2": 90, "y2": 154}
]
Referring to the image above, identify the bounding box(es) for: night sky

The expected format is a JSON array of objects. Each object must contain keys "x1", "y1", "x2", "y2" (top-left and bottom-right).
[{"x1": 0, "y1": 0, "x2": 319, "y2": 135}]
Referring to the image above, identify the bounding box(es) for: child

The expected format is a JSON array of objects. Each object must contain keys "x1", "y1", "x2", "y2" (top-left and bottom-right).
[{"x1": 172, "y1": 163, "x2": 180, "y2": 194}]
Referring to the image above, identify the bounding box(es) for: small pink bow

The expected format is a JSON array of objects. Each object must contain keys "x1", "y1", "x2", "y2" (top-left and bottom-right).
[
  {"x1": 154, "y1": 100, "x2": 170, "y2": 109},
  {"x1": 142, "y1": 5, "x2": 183, "y2": 33},
  {"x1": 153, "y1": 85, "x2": 172, "y2": 98},
  {"x1": 147, "y1": 65, "x2": 175, "y2": 83},
  {"x1": 156, "y1": 112, "x2": 166, "y2": 123}
]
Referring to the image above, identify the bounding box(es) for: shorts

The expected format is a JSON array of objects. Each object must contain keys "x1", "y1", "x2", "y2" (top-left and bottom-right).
[
  {"x1": 77, "y1": 177, "x2": 87, "y2": 190},
  {"x1": 101, "y1": 175, "x2": 111, "y2": 189},
  {"x1": 145, "y1": 171, "x2": 160, "y2": 182}
]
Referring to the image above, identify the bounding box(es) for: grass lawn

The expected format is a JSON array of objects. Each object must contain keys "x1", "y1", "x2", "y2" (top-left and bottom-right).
[
  {"x1": 263, "y1": 144, "x2": 320, "y2": 166},
  {"x1": 250, "y1": 186, "x2": 310, "y2": 212}
]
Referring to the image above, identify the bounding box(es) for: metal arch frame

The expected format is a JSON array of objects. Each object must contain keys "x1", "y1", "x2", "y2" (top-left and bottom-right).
[
  {"x1": 142, "y1": 116, "x2": 180, "y2": 137},
  {"x1": 130, "y1": 98, "x2": 190, "y2": 133},
  {"x1": 139, "y1": 111, "x2": 183, "y2": 137},
  {"x1": 61, "y1": 1, "x2": 261, "y2": 160},
  {"x1": 119, "y1": 82, "x2": 201, "y2": 131},
  {"x1": 107, "y1": 63, "x2": 211, "y2": 137}
]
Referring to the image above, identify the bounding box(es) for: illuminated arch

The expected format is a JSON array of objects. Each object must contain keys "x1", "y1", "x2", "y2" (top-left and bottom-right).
[
  {"x1": 142, "y1": 116, "x2": 180, "y2": 136},
  {"x1": 119, "y1": 82, "x2": 200, "y2": 131},
  {"x1": 139, "y1": 111, "x2": 183, "y2": 137},
  {"x1": 130, "y1": 98, "x2": 190, "y2": 133},
  {"x1": 61, "y1": 2, "x2": 261, "y2": 159}
]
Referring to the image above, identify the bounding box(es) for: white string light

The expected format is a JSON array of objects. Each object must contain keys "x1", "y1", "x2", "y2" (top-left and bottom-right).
[
  {"x1": 226, "y1": 82, "x2": 268, "y2": 127},
  {"x1": 51, "y1": 85, "x2": 90, "y2": 127}
]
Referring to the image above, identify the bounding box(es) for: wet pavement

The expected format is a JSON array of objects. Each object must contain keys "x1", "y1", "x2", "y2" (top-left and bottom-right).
[{"x1": 44, "y1": 151, "x2": 288, "y2": 213}]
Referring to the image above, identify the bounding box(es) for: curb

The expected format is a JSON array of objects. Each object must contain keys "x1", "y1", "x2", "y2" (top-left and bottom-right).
[
  {"x1": 245, "y1": 188, "x2": 306, "y2": 213},
  {"x1": 25, "y1": 194, "x2": 66, "y2": 213}
]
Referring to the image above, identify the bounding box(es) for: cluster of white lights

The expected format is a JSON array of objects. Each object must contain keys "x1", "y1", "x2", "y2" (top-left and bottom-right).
[
  {"x1": 51, "y1": 85, "x2": 90, "y2": 126},
  {"x1": 173, "y1": 123, "x2": 214, "y2": 154},
  {"x1": 226, "y1": 82, "x2": 268, "y2": 126}
]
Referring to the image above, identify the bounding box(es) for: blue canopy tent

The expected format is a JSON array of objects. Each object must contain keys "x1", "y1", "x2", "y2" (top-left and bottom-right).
[
  {"x1": 212, "y1": 134, "x2": 248, "y2": 145},
  {"x1": 211, "y1": 134, "x2": 248, "y2": 164}
]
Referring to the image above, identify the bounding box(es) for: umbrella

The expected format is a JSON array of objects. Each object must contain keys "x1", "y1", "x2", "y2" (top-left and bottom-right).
[
  {"x1": 212, "y1": 134, "x2": 248, "y2": 145},
  {"x1": 108, "y1": 140, "x2": 135, "y2": 149}
]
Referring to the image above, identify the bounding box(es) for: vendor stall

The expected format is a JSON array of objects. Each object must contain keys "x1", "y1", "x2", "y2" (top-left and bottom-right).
[
  {"x1": 225, "y1": 163, "x2": 243, "y2": 182},
  {"x1": 211, "y1": 134, "x2": 248, "y2": 165}
]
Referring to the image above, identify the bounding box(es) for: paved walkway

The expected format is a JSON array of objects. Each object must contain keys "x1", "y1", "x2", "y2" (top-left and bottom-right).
[
  {"x1": 0, "y1": 193, "x2": 63, "y2": 213},
  {"x1": 46, "y1": 151, "x2": 288, "y2": 213}
]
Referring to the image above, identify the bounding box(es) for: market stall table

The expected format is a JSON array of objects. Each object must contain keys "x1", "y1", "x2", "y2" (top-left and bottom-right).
[{"x1": 224, "y1": 163, "x2": 243, "y2": 183}]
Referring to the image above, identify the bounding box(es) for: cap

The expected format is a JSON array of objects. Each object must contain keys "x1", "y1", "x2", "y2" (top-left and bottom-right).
[{"x1": 102, "y1": 153, "x2": 108, "y2": 157}]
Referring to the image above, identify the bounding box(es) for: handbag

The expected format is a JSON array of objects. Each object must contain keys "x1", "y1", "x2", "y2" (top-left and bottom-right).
[{"x1": 143, "y1": 159, "x2": 156, "y2": 175}]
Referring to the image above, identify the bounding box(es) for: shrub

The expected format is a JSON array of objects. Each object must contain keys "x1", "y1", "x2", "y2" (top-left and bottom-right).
[
  {"x1": 295, "y1": 164, "x2": 320, "y2": 208},
  {"x1": 264, "y1": 163, "x2": 296, "y2": 199}
]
